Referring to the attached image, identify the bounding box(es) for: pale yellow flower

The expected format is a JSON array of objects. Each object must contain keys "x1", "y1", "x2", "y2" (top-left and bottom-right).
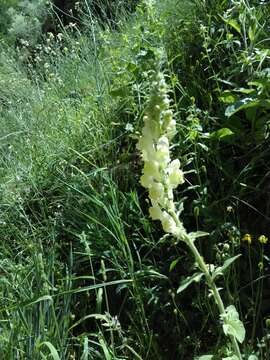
[
  {"x1": 149, "y1": 204, "x2": 163, "y2": 220},
  {"x1": 144, "y1": 161, "x2": 160, "y2": 180},
  {"x1": 140, "y1": 174, "x2": 153, "y2": 189},
  {"x1": 242, "y1": 233, "x2": 252, "y2": 245},
  {"x1": 137, "y1": 71, "x2": 186, "y2": 239},
  {"x1": 160, "y1": 212, "x2": 177, "y2": 234},
  {"x1": 258, "y1": 235, "x2": 268, "y2": 244},
  {"x1": 149, "y1": 182, "x2": 164, "y2": 202}
]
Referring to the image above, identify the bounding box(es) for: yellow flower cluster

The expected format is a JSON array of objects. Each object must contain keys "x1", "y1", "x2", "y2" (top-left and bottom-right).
[{"x1": 137, "y1": 72, "x2": 186, "y2": 238}]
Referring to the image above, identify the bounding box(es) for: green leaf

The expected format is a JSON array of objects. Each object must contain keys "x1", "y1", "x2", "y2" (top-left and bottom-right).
[
  {"x1": 212, "y1": 255, "x2": 241, "y2": 280},
  {"x1": 109, "y1": 86, "x2": 128, "y2": 97},
  {"x1": 99, "y1": 337, "x2": 112, "y2": 360},
  {"x1": 59, "y1": 279, "x2": 133, "y2": 296},
  {"x1": 189, "y1": 231, "x2": 209, "y2": 241},
  {"x1": 25, "y1": 295, "x2": 53, "y2": 307},
  {"x1": 220, "y1": 16, "x2": 241, "y2": 34},
  {"x1": 223, "y1": 356, "x2": 238, "y2": 360},
  {"x1": 135, "y1": 269, "x2": 168, "y2": 280},
  {"x1": 81, "y1": 337, "x2": 89, "y2": 360},
  {"x1": 222, "y1": 305, "x2": 246, "y2": 343},
  {"x1": 169, "y1": 258, "x2": 180, "y2": 272},
  {"x1": 248, "y1": 26, "x2": 255, "y2": 42},
  {"x1": 195, "y1": 356, "x2": 213, "y2": 360},
  {"x1": 39, "y1": 342, "x2": 60, "y2": 360},
  {"x1": 210, "y1": 128, "x2": 234, "y2": 139},
  {"x1": 225, "y1": 98, "x2": 270, "y2": 117},
  {"x1": 234, "y1": 87, "x2": 255, "y2": 94},
  {"x1": 177, "y1": 272, "x2": 204, "y2": 294},
  {"x1": 219, "y1": 91, "x2": 237, "y2": 104},
  {"x1": 226, "y1": 19, "x2": 242, "y2": 34}
]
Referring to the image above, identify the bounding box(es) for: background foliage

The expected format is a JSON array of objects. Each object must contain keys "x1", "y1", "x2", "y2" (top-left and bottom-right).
[{"x1": 0, "y1": 0, "x2": 270, "y2": 359}]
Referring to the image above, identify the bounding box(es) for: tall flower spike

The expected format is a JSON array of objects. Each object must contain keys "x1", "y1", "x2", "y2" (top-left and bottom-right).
[
  {"x1": 137, "y1": 71, "x2": 186, "y2": 239},
  {"x1": 137, "y1": 71, "x2": 245, "y2": 359}
]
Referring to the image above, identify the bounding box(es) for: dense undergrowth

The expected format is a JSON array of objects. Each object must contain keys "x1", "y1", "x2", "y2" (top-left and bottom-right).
[{"x1": 0, "y1": 0, "x2": 270, "y2": 359}]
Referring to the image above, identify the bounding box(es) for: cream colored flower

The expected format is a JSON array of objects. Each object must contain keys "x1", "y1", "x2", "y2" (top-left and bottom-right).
[
  {"x1": 137, "y1": 71, "x2": 186, "y2": 239},
  {"x1": 161, "y1": 212, "x2": 177, "y2": 234},
  {"x1": 155, "y1": 136, "x2": 170, "y2": 166},
  {"x1": 140, "y1": 174, "x2": 153, "y2": 189},
  {"x1": 149, "y1": 204, "x2": 163, "y2": 220},
  {"x1": 149, "y1": 182, "x2": 164, "y2": 202},
  {"x1": 144, "y1": 161, "x2": 160, "y2": 180}
]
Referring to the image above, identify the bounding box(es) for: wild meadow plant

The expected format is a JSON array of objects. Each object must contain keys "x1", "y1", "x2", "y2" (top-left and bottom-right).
[{"x1": 137, "y1": 70, "x2": 246, "y2": 359}]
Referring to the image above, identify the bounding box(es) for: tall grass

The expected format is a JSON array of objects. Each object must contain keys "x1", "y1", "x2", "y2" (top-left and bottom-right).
[{"x1": 0, "y1": 0, "x2": 270, "y2": 358}]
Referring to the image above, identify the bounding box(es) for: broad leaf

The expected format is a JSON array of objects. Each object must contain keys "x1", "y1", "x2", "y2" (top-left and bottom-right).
[
  {"x1": 219, "y1": 91, "x2": 237, "y2": 104},
  {"x1": 212, "y1": 255, "x2": 241, "y2": 280},
  {"x1": 210, "y1": 128, "x2": 234, "y2": 139},
  {"x1": 195, "y1": 355, "x2": 213, "y2": 360},
  {"x1": 222, "y1": 305, "x2": 246, "y2": 343},
  {"x1": 220, "y1": 16, "x2": 241, "y2": 34},
  {"x1": 225, "y1": 98, "x2": 270, "y2": 117},
  {"x1": 177, "y1": 272, "x2": 204, "y2": 294}
]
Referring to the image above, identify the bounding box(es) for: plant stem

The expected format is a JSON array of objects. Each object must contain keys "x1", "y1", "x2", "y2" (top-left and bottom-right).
[{"x1": 173, "y1": 212, "x2": 242, "y2": 358}]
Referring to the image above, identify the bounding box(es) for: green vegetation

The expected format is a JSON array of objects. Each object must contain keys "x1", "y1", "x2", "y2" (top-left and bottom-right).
[{"x1": 0, "y1": 0, "x2": 270, "y2": 359}]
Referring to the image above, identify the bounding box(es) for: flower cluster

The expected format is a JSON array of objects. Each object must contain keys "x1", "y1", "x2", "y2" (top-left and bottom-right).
[{"x1": 137, "y1": 72, "x2": 186, "y2": 238}]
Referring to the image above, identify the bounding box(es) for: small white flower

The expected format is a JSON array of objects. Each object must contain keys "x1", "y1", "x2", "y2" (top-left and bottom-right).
[
  {"x1": 125, "y1": 123, "x2": 134, "y2": 132},
  {"x1": 57, "y1": 33, "x2": 63, "y2": 41}
]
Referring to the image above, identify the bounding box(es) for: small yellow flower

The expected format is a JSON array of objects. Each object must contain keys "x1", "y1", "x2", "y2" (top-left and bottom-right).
[
  {"x1": 242, "y1": 233, "x2": 252, "y2": 245},
  {"x1": 258, "y1": 235, "x2": 268, "y2": 244}
]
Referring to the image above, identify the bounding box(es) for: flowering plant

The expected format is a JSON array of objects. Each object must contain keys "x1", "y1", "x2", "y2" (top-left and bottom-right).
[
  {"x1": 137, "y1": 72, "x2": 186, "y2": 238},
  {"x1": 137, "y1": 70, "x2": 245, "y2": 359}
]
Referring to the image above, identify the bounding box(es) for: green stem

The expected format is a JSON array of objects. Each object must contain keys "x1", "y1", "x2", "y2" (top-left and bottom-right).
[{"x1": 173, "y1": 213, "x2": 242, "y2": 358}]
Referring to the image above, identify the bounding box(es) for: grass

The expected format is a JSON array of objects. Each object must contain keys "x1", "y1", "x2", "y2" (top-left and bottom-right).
[{"x1": 0, "y1": 0, "x2": 270, "y2": 358}]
